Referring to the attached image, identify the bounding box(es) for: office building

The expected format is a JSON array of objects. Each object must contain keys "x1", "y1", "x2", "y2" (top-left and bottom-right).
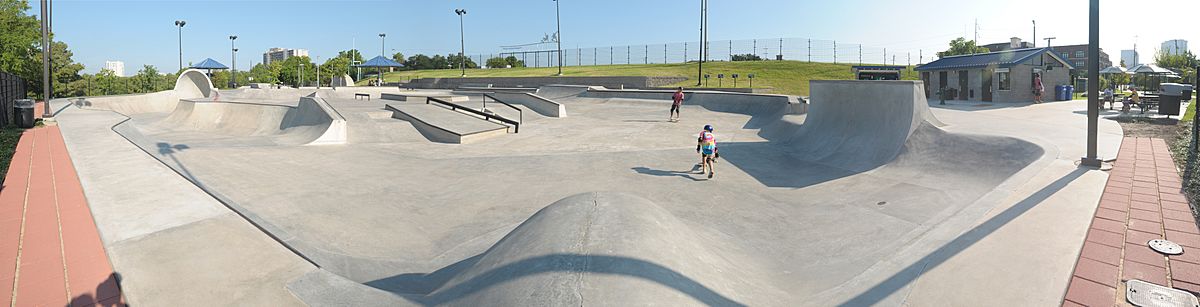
[
  {"x1": 1162, "y1": 39, "x2": 1189, "y2": 55},
  {"x1": 103, "y1": 61, "x2": 125, "y2": 77},
  {"x1": 1120, "y1": 50, "x2": 1139, "y2": 67},
  {"x1": 262, "y1": 48, "x2": 310, "y2": 65}
]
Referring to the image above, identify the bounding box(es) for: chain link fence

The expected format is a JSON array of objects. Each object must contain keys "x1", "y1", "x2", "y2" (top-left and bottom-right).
[
  {"x1": 475, "y1": 37, "x2": 927, "y2": 68},
  {"x1": 0, "y1": 72, "x2": 27, "y2": 127}
]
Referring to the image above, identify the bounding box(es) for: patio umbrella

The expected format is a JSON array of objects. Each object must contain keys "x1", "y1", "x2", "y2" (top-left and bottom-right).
[
  {"x1": 354, "y1": 56, "x2": 405, "y2": 86},
  {"x1": 1099, "y1": 66, "x2": 1131, "y2": 90},
  {"x1": 190, "y1": 58, "x2": 229, "y2": 76}
]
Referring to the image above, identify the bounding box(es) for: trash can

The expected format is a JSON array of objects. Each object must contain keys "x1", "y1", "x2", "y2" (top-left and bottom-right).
[
  {"x1": 1065, "y1": 85, "x2": 1075, "y2": 101},
  {"x1": 13, "y1": 99, "x2": 35, "y2": 128},
  {"x1": 1159, "y1": 83, "x2": 1189, "y2": 116}
]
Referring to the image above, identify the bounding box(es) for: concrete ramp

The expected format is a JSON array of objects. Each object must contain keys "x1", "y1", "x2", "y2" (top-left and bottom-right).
[
  {"x1": 149, "y1": 97, "x2": 347, "y2": 146},
  {"x1": 486, "y1": 92, "x2": 566, "y2": 117},
  {"x1": 534, "y1": 85, "x2": 599, "y2": 100},
  {"x1": 409, "y1": 192, "x2": 780, "y2": 306},
  {"x1": 386, "y1": 103, "x2": 510, "y2": 144}
]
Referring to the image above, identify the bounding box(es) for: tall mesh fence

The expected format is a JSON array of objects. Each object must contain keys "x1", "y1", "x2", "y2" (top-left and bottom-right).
[
  {"x1": 477, "y1": 37, "x2": 927, "y2": 68},
  {"x1": 0, "y1": 72, "x2": 27, "y2": 127}
]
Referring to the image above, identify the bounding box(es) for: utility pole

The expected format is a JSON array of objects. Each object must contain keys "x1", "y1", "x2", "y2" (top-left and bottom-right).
[
  {"x1": 1082, "y1": 0, "x2": 1100, "y2": 167},
  {"x1": 175, "y1": 20, "x2": 186, "y2": 72},
  {"x1": 553, "y1": 0, "x2": 562, "y2": 75},
  {"x1": 1044, "y1": 37, "x2": 1057, "y2": 48},
  {"x1": 455, "y1": 9, "x2": 468, "y2": 77}
]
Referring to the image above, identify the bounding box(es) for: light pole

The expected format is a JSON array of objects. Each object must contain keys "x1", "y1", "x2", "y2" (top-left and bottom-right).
[
  {"x1": 175, "y1": 20, "x2": 186, "y2": 72},
  {"x1": 1032, "y1": 20, "x2": 1037, "y2": 47},
  {"x1": 696, "y1": 0, "x2": 707, "y2": 86},
  {"x1": 378, "y1": 33, "x2": 386, "y2": 57},
  {"x1": 553, "y1": 0, "x2": 562, "y2": 76},
  {"x1": 299, "y1": 63, "x2": 305, "y2": 88},
  {"x1": 455, "y1": 9, "x2": 468, "y2": 78},
  {"x1": 315, "y1": 56, "x2": 321, "y2": 89},
  {"x1": 41, "y1": 0, "x2": 51, "y2": 119},
  {"x1": 229, "y1": 35, "x2": 237, "y2": 88}
]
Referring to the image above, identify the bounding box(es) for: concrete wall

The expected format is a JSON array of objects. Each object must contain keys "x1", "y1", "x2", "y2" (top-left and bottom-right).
[{"x1": 405, "y1": 76, "x2": 688, "y2": 90}]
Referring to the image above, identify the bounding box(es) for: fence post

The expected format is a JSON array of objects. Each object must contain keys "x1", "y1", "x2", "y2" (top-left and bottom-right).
[
  {"x1": 728, "y1": 40, "x2": 732, "y2": 61},
  {"x1": 834, "y1": 41, "x2": 837, "y2": 64},
  {"x1": 858, "y1": 45, "x2": 862, "y2": 65},
  {"x1": 808, "y1": 39, "x2": 811, "y2": 62}
]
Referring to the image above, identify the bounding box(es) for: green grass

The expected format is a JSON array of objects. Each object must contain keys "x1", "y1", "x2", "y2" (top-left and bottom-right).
[
  {"x1": 0, "y1": 127, "x2": 25, "y2": 185},
  {"x1": 362, "y1": 61, "x2": 920, "y2": 96}
]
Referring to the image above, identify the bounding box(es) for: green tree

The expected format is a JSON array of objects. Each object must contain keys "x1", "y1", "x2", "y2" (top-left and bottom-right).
[
  {"x1": 732, "y1": 54, "x2": 762, "y2": 61},
  {"x1": 320, "y1": 56, "x2": 350, "y2": 85},
  {"x1": 0, "y1": 0, "x2": 40, "y2": 80},
  {"x1": 937, "y1": 37, "x2": 989, "y2": 59},
  {"x1": 430, "y1": 55, "x2": 448, "y2": 69},
  {"x1": 446, "y1": 54, "x2": 478, "y2": 69},
  {"x1": 1155, "y1": 50, "x2": 1198, "y2": 84},
  {"x1": 277, "y1": 56, "x2": 314, "y2": 87},
  {"x1": 27, "y1": 40, "x2": 84, "y2": 98},
  {"x1": 247, "y1": 62, "x2": 281, "y2": 84},
  {"x1": 338, "y1": 49, "x2": 364, "y2": 63},
  {"x1": 391, "y1": 52, "x2": 405, "y2": 64},
  {"x1": 486, "y1": 57, "x2": 508, "y2": 68},
  {"x1": 504, "y1": 56, "x2": 525, "y2": 68},
  {"x1": 134, "y1": 65, "x2": 160, "y2": 92},
  {"x1": 405, "y1": 54, "x2": 433, "y2": 70}
]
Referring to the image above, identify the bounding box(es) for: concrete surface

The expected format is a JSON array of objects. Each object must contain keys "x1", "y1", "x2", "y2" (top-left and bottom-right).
[
  {"x1": 486, "y1": 92, "x2": 566, "y2": 118},
  {"x1": 54, "y1": 74, "x2": 1123, "y2": 306},
  {"x1": 387, "y1": 102, "x2": 511, "y2": 144}
]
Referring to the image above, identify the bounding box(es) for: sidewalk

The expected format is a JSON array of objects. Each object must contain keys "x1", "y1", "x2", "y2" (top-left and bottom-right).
[
  {"x1": 1, "y1": 104, "x2": 124, "y2": 306},
  {"x1": 1064, "y1": 137, "x2": 1200, "y2": 306}
]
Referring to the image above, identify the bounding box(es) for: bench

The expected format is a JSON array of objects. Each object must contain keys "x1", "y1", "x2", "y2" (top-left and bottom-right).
[{"x1": 355, "y1": 93, "x2": 371, "y2": 101}]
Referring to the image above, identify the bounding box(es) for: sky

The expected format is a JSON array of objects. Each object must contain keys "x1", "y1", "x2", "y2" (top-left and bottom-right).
[{"x1": 25, "y1": 0, "x2": 1200, "y2": 74}]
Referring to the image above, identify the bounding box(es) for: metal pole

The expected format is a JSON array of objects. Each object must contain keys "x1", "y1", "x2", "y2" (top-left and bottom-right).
[
  {"x1": 833, "y1": 41, "x2": 837, "y2": 64},
  {"x1": 1081, "y1": 0, "x2": 1100, "y2": 167},
  {"x1": 1032, "y1": 20, "x2": 1037, "y2": 48},
  {"x1": 379, "y1": 33, "x2": 386, "y2": 57},
  {"x1": 779, "y1": 38, "x2": 783, "y2": 60},
  {"x1": 555, "y1": 0, "x2": 562, "y2": 75},
  {"x1": 456, "y1": 9, "x2": 467, "y2": 77},
  {"x1": 807, "y1": 39, "x2": 811, "y2": 62},
  {"x1": 176, "y1": 20, "x2": 186, "y2": 72},
  {"x1": 696, "y1": 0, "x2": 704, "y2": 85},
  {"x1": 645, "y1": 45, "x2": 648, "y2": 64},
  {"x1": 41, "y1": 0, "x2": 51, "y2": 118},
  {"x1": 230, "y1": 35, "x2": 237, "y2": 88}
]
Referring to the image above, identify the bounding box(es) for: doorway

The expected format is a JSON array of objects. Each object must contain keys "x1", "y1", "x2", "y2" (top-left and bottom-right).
[
  {"x1": 938, "y1": 71, "x2": 948, "y2": 98},
  {"x1": 982, "y1": 70, "x2": 993, "y2": 102},
  {"x1": 957, "y1": 70, "x2": 969, "y2": 100},
  {"x1": 922, "y1": 72, "x2": 931, "y2": 98}
]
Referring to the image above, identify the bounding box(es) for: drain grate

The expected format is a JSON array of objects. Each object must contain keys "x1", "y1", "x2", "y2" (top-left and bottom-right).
[
  {"x1": 1127, "y1": 279, "x2": 1200, "y2": 307},
  {"x1": 1150, "y1": 239, "x2": 1185, "y2": 255}
]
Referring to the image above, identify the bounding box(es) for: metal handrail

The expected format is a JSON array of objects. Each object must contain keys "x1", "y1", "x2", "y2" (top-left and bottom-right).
[
  {"x1": 426, "y1": 96, "x2": 520, "y2": 133},
  {"x1": 481, "y1": 93, "x2": 523, "y2": 126}
]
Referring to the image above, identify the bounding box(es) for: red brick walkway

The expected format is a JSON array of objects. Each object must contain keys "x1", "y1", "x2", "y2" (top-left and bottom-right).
[
  {"x1": 1, "y1": 104, "x2": 124, "y2": 306},
  {"x1": 1064, "y1": 137, "x2": 1200, "y2": 306}
]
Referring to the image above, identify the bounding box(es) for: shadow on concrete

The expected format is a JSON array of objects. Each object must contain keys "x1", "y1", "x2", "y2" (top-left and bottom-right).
[
  {"x1": 631, "y1": 166, "x2": 704, "y2": 181},
  {"x1": 836, "y1": 166, "x2": 1090, "y2": 306},
  {"x1": 368, "y1": 254, "x2": 745, "y2": 306},
  {"x1": 717, "y1": 142, "x2": 858, "y2": 188},
  {"x1": 156, "y1": 142, "x2": 194, "y2": 180},
  {"x1": 926, "y1": 100, "x2": 1031, "y2": 112},
  {"x1": 67, "y1": 272, "x2": 123, "y2": 306}
]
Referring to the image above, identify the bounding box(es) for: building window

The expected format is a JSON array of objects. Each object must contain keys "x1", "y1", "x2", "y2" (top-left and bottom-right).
[
  {"x1": 1062, "y1": 52, "x2": 1069, "y2": 58},
  {"x1": 1076, "y1": 61, "x2": 1084, "y2": 67},
  {"x1": 998, "y1": 72, "x2": 1011, "y2": 90},
  {"x1": 1075, "y1": 51, "x2": 1085, "y2": 58}
]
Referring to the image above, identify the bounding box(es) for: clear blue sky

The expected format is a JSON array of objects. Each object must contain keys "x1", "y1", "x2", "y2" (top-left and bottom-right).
[{"x1": 28, "y1": 0, "x2": 1200, "y2": 74}]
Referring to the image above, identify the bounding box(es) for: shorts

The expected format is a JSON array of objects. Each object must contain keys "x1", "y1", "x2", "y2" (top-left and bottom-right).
[
  {"x1": 701, "y1": 146, "x2": 715, "y2": 155},
  {"x1": 671, "y1": 104, "x2": 681, "y2": 112}
]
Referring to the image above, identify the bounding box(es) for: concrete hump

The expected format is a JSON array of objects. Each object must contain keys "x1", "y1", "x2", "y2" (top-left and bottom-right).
[
  {"x1": 418, "y1": 192, "x2": 773, "y2": 306},
  {"x1": 149, "y1": 97, "x2": 345, "y2": 146},
  {"x1": 534, "y1": 85, "x2": 597, "y2": 100},
  {"x1": 784, "y1": 80, "x2": 944, "y2": 172}
]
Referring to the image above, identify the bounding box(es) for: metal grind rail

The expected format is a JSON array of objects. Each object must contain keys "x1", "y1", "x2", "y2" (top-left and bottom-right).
[
  {"x1": 481, "y1": 93, "x2": 523, "y2": 126},
  {"x1": 426, "y1": 96, "x2": 521, "y2": 133}
]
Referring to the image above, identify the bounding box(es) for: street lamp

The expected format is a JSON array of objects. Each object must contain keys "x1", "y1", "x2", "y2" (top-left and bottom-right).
[
  {"x1": 455, "y1": 9, "x2": 468, "y2": 77},
  {"x1": 229, "y1": 35, "x2": 237, "y2": 88},
  {"x1": 553, "y1": 0, "x2": 562, "y2": 76},
  {"x1": 175, "y1": 20, "x2": 186, "y2": 71},
  {"x1": 379, "y1": 33, "x2": 386, "y2": 57},
  {"x1": 696, "y1": 0, "x2": 708, "y2": 86}
]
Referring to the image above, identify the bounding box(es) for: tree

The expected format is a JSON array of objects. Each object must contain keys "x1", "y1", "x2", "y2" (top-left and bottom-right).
[
  {"x1": 732, "y1": 54, "x2": 762, "y2": 61},
  {"x1": 320, "y1": 56, "x2": 350, "y2": 84},
  {"x1": 247, "y1": 62, "x2": 281, "y2": 84},
  {"x1": 27, "y1": 40, "x2": 84, "y2": 98},
  {"x1": 277, "y1": 56, "x2": 314, "y2": 87},
  {"x1": 1155, "y1": 50, "x2": 1198, "y2": 84},
  {"x1": 405, "y1": 54, "x2": 433, "y2": 70},
  {"x1": 134, "y1": 65, "x2": 160, "y2": 92},
  {"x1": 486, "y1": 57, "x2": 509, "y2": 68},
  {"x1": 504, "y1": 56, "x2": 525, "y2": 68},
  {"x1": 338, "y1": 49, "x2": 364, "y2": 63},
  {"x1": 391, "y1": 52, "x2": 405, "y2": 64},
  {"x1": 937, "y1": 37, "x2": 989, "y2": 59},
  {"x1": 446, "y1": 54, "x2": 478, "y2": 69},
  {"x1": 0, "y1": 0, "x2": 40, "y2": 80},
  {"x1": 430, "y1": 55, "x2": 449, "y2": 70}
]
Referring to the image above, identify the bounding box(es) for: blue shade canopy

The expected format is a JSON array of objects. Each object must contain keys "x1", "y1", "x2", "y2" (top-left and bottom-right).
[
  {"x1": 355, "y1": 56, "x2": 405, "y2": 68},
  {"x1": 190, "y1": 58, "x2": 229, "y2": 70},
  {"x1": 916, "y1": 48, "x2": 1072, "y2": 71}
]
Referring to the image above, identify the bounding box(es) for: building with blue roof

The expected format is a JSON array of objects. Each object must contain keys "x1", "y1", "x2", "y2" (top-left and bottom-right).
[{"x1": 916, "y1": 47, "x2": 1072, "y2": 103}]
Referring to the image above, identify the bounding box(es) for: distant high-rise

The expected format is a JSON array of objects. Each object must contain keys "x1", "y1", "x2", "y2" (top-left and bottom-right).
[
  {"x1": 262, "y1": 48, "x2": 310, "y2": 65},
  {"x1": 1120, "y1": 50, "x2": 1139, "y2": 67},
  {"x1": 104, "y1": 61, "x2": 125, "y2": 77},
  {"x1": 1161, "y1": 39, "x2": 1189, "y2": 55}
]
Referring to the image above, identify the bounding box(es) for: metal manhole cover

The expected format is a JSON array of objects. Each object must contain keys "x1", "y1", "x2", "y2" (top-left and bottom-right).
[
  {"x1": 1150, "y1": 239, "x2": 1185, "y2": 255},
  {"x1": 1127, "y1": 279, "x2": 1200, "y2": 307}
]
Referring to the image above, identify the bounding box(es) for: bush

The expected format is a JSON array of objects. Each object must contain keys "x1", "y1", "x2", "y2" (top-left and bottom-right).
[{"x1": 732, "y1": 54, "x2": 763, "y2": 61}]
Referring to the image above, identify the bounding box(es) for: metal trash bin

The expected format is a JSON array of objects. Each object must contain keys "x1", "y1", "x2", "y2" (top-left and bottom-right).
[{"x1": 13, "y1": 99, "x2": 34, "y2": 128}]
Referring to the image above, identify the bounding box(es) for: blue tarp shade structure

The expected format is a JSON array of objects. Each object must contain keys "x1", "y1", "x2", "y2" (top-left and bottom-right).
[
  {"x1": 355, "y1": 56, "x2": 405, "y2": 86},
  {"x1": 190, "y1": 58, "x2": 229, "y2": 70},
  {"x1": 915, "y1": 48, "x2": 1073, "y2": 71}
]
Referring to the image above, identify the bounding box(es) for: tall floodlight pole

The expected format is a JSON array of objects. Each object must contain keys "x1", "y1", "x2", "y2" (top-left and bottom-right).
[
  {"x1": 379, "y1": 33, "x2": 386, "y2": 57},
  {"x1": 1082, "y1": 0, "x2": 1100, "y2": 167},
  {"x1": 1032, "y1": 20, "x2": 1037, "y2": 47},
  {"x1": 456, "y1": 9, "x2": 468, "y2": 77},
  {"x1": 554, "y1": 0, "x2": 563, "y2": 76},
  {"x1": 299, "y1": 63, "x2": 305, "y2": 88},
  {"x1": 175, "y1": 20, "x2": 186, "y2": 71},
  {"x1": 229, "y1": 35, "x2": 237, "y2": 88},
  {"x1": 696, "y1": 0, "x2": 706, "y2": 86},
  {"x1": 41, "y1": 0, "x2": 51, "y2": 119},
  {"x1": 316, "y1": 56, "x2": 321, "y2": 89}
]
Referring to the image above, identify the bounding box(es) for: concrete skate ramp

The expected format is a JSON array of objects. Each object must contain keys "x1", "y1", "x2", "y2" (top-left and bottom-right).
[
  {"x1": 408, "y1": 192, "x2": 778, "y2": 306},
  {"x1": 534, "y1": 85, "x2": 597, "y2": 100},
  {"x1": 175, "y1": 69, "x2": 215, "y2": 99},
  {"x1": 77, "y1": 69, "x2": 215, "y2": 115},
  {"x1": 775, "y1": 80, "x2": 943, "y2": 172},
  {"x1": 486, "y1": 92, "x2": 565, "y2": 117},
  {"x1": 149, "y1": 96, "x2": 346, "y2": 145}
]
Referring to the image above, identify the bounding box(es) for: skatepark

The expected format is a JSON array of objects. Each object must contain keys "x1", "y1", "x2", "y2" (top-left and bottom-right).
[{"x1": 48, "y1": 70, "x2": 1122, "y2": 306}]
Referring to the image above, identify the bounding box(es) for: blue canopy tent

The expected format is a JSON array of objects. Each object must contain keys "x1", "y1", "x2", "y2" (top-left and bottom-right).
[
  {"x1": 190, "y1": 58, "x2": 229, "y2": 76},
  {"x1": 354, "y1": 56, "x2": 405, "y2": 86}
]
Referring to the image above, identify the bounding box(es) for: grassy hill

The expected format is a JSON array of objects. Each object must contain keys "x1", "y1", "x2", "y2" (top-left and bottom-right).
[{"x1": 361, "y1": 61, "x2": 919, "y2": 96}]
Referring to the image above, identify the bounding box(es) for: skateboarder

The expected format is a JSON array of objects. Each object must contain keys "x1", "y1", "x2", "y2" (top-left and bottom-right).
[
  {"x1": 670, "y1": 87, "x2": 684, "y2": 122},
  {"x1": 697, "y1": 124, "x2": 717, "y2": 179}
]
